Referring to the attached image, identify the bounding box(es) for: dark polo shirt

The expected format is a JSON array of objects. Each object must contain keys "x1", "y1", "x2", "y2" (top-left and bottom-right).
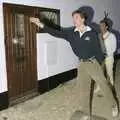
[{"x1": 40, "y1": 26, "x2": 104, "y2": 63}]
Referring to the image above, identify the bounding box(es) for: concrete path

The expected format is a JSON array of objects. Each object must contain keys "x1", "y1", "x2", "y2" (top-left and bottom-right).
[{"x1": 0, "y1": 79, "x2": 119, "y2": 120}]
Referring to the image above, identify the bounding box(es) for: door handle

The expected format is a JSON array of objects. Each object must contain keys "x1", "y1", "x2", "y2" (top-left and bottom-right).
[{"x1": 12, "y1": 37, "x2": 19, "y2": 44}]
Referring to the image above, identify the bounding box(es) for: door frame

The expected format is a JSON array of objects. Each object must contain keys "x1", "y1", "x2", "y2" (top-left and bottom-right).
[{"x1": 3, "y1": 2, "x2": 60, "y2": 105}]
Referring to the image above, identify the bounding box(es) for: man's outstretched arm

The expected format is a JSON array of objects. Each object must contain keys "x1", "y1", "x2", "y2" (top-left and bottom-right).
[{"x1": 30, "y1": 17, "x2": 69, "y2": 41}]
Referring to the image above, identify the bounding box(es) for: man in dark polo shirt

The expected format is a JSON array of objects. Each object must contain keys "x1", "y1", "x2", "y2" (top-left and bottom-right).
[{"x1": 30, "y1": 10, "x2": 118, "y2": 119}]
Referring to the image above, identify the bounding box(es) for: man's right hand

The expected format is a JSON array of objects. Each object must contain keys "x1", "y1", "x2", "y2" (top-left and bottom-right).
[{"x1": 30, "y1": 17, "x2": 44, "y2": 28}]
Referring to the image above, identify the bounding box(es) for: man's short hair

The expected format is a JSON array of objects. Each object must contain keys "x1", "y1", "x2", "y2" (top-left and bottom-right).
[
  {"x1": 72, "y1": 10, "x2": 88, "y2": 21},
  {"x1": 100, "y1": 19, "x2": 111, "y2": 30}
]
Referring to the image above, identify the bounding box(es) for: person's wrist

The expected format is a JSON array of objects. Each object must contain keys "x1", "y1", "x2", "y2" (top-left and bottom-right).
[{"x1": 38, "y1": 22, "x2": 44, "y2": 28}]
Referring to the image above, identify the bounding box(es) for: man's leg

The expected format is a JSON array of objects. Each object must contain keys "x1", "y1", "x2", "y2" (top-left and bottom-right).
[
  {"x1": 77, "y1": 62, "x2": 92, "y2": 116},
  {"x1": 105, "y1": 56, "x2": 114, "y2": 86},
  {"x1": 84, "y1": 59, "x2": 118, "y2": 117}
]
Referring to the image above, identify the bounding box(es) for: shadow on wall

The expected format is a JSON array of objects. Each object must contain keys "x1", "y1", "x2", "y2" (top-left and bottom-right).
[
  {"x1": 78, "y1": 6, "x2": 100, "y2": 32},
  {"x1": 78, "y1": 5, "x2": 120, "y2": 54}
]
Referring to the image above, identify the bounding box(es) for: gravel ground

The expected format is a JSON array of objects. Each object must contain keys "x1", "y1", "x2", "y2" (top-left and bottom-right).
[{"x1": 0, "y1": 79, "x2": 119, "y2": 120}]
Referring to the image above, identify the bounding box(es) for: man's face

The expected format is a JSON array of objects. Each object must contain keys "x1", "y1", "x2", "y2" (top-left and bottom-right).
[
  {"x1": 72, "y1": 13, "x2": 85, "y2": 27},
  {"x1": 100, "y1": 22, "x2": 108, "y2": 33}
]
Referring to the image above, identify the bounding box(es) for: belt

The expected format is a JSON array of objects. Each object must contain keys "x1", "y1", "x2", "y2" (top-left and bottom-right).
[{"x1": 79, "y1": 56, "x2": 95, "y2": 62}]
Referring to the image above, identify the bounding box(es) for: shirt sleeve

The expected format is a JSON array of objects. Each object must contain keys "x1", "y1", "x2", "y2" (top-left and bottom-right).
[
  {"x1": 99, "y1": 34, "x2": 106, "y2": 54},
  {"x1": 38, "y1": 25, "x2": 70, "y2": 41},
  {"x1": 105, "y1": 34, "x2": 117, "y2": 56},
  {"x1": 93, "y1": 32, "x2": 104, "y2": 62}
]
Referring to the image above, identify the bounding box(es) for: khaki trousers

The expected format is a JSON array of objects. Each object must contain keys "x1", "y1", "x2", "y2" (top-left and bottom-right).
[
  {"x1": 77, "y1": 59, "x2": 116, "y2": 115},
  {"x1": 105, "y1": 56, "x2": 114, "y2": 85}
]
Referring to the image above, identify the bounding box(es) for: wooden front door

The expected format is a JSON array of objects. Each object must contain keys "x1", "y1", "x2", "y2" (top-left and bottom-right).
[{"x1": 3, "y1": 3, "x2": 38, "y2": 104}]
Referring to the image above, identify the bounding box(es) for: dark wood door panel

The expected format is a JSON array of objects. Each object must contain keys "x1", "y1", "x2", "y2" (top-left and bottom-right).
[{"x1": 3, "y1": 3, "x2": 38, "y2": 100}]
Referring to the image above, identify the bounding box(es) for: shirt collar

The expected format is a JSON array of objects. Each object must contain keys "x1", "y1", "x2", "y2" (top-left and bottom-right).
[{"x1": 74, "y1": 26, "x2": 92, "y2": 33}]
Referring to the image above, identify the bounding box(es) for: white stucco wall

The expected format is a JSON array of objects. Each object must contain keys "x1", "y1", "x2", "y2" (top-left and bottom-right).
[{"x1": 0, "y1": 0, "x2": 119, "y2": 93}]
